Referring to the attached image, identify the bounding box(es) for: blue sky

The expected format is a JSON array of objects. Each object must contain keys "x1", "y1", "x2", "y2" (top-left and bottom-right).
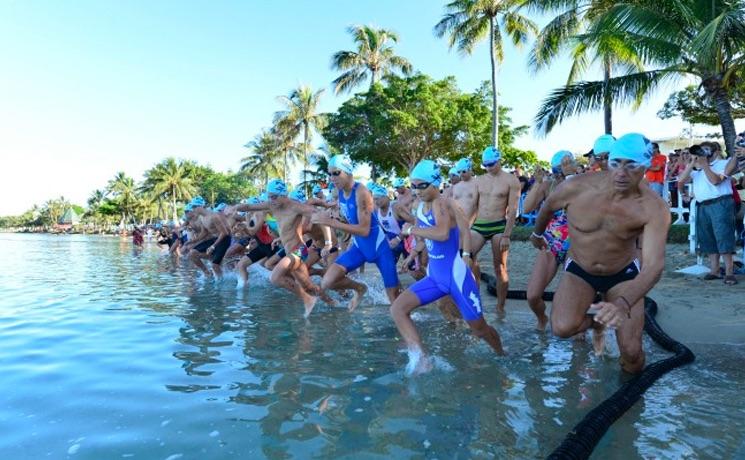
[{"x1": 0, "y1": 0, "x2": 732, "y2": 215}]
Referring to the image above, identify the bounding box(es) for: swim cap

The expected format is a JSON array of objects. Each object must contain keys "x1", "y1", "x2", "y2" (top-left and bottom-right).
[
  {"x1": 593, "y1": 134, "x2": 616, "y2": 155},
  {"x1": 266, "y1": 179, "x2": 289, "y2": 196},
  {"x1": 312, "y1": 184, "x2": 322, "y2": 195},
  {"x1": 328, "y1": 183, "x2": 335, "y2": 192},
  {"x1": 366, "y1": 180, "x2": 376, "y2": 190},
  {"x1": 392, "y1": 178, "x2": 408, "y2": 188},
  {"x1": 184, "y1": 203, "x2": 194, "y2": 213},
  {"x1": 214, "y1": 202, "x2": 227, "y2": 212},
  {"x1": 449, "y1": 166, "x2": 460, "y2": 177},
  {"x1": 190, "y1": 196, "x2": 206, "y2": 207},
  {"x1": 258, "y1": 192, "x2": 268, "y2": 202},
  {"x1": 372, "y1": 185, "x2": 389, "y2": 198},
  {"x1": 455, "y1": 157, "x2": 473, "y2": 173},
  {"x1": 328, "y1": 154, "x2": 354, "y2": 174},
  {"x1": 410, "y1": 160, "x2": 442, "y2": 187},
  {"x1": 246, "y1": 197, "x2": 261, "y2": 205},
  {"x1": 289, "y1": 189, "x2": 306, "y2": 202},
  {"x1": 609, "y1": 133, "x2": 653, "y2": 167},
  {"x1": 551, "y1": 150, "x2": 574, "y2": 173},
  {"x1": 481, "y1": 146, "x2": 501, "y2": 164}
]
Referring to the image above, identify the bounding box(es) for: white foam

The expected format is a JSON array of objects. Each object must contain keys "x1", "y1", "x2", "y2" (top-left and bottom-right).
[
  {"x1": 209, "y1": 430, "x2": 219, "y2": 437},
  {"x1": 68, "y1": 444, "x2": 80, "y2": 455}
]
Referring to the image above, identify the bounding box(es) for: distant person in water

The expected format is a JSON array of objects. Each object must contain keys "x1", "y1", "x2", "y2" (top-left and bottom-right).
[
  {"x1": 531, "y1": 133, "x2": 670, "y2": 374},
  {"x1": 132, "y1": 227, "x2": 144, "y2": 247},
  {"x1": 391, "y1": 160, "x2": 504, "y2": 374}
]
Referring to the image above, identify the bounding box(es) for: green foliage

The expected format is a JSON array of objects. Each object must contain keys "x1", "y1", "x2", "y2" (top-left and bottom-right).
[
  {"x1": 658, "y1": 84, "x2": 745, "y2": 125},
  {"x1": 195, "y1": 167, "x2": 257, "y2": 206},
  {"x1": 324, "y1": 74, "x2": 535, "y2": 176}
]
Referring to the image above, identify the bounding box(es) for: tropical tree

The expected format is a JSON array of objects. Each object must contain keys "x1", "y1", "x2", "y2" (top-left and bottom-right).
[
  {"x1": 40, "y1": 196, "x2": 70, "y2": 227},
  {"x1": 534, "y1": 0, "x2": 745, "y2": 155},
  {"x1": 241, "y1": 129, "x2": 289, "y2": 187},
  {"x1": 273, "y1": 85, "x2": 327, "y2": 191},
  {"x1": 434, "y1": 0, "x2": 538, "y2": 146},
  {"x1": 141, "y1": 158, "x2": 196, "y2": 222},
  {"x1": 297, "y1": 145, "x2": 336, "y2": 191},
  {"x1": 658, "y1": 83, "x2": 745, "y2": 126},
  {"x1": 331, "y1": 24, "x2": 414, "y2": 94},
  {"x1": 522, "y1": 0, "x2": 643, "y2": 135},
  {"x1": 106, "y1": 171, "x2": 137, "y2": 226}
]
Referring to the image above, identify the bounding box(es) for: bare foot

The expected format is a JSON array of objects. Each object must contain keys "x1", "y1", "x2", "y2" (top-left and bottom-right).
[
  {"x1": 591, "y1": 324, "x2": 606, "y2": 356},
  {"x1": 319, "y1": 290, "x2": 337, "y2": 307},
  {"x1": 405, "y1": 349, "x2": 433, "y2": 375},
  {"x1": 536, "y1": 314, "x2": 549, "y2": 331},
  {"x1": 303, "y1": 295, "x2": 319, "y2": 318},
  {"x1": 496, "y1": 303, "x2": 506, "y2": 318},
  {"x1": 348, "y1": 284, "x2": 367, "y2": 312}
]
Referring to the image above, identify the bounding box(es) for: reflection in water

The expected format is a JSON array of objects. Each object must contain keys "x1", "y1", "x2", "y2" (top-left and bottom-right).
[{"x1": 1, "y1": 234, "x2": 745, "y2": 459}]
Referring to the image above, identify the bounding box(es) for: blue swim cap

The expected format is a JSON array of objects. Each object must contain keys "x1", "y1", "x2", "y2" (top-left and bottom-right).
[
  {"x1": 184, "y1": 203, "x2": 194, "y2": 212},
  {"x1": 449, "y1": 166, "x2": 459, "y2": 177},
  {"x1": 267, "y1": 179, "x2": 289, "y2": 196},
  {"x1": 481, "y1": 146, "x2": 501, "y2": 164},
  {"x1": 328, "y1": 154, "x2": 354, "y2": 174},
  {"x1": 455, "y1": 157, "x2": 473, "y2": 173},
  {"x1": 190, "y1": 196, "x2": 206, "y2": 207},
  {"x1": 312, "y1": 184, "x2": 322, "y2": 195},
  {"x1": 289, "y1": 189, "x2": 306, "y2": 202},
  {"x1": 246, "y1": 196, "x2": 261, "y2": 205},
  {"x1": 328, "y1": 183, "x2": 335, "y2": 191},
  {"x1": 258, "y1": 192, "x2": 268, "y2": 202},
  {"x1": 214, "y1": 202, "x2": 227, "y2": 212},
  {"x1": 609, "y1": 133, "x2": 653, "y2": 167},
  {"x1": 410, "y1": 160, "x2": 442, "y2": 187},
  {"x1": 392, "y1": 178, "x2": 407, "y2": 188},
  {"x1": 593, "y1": 134, "x2": 616, "y2": 155},
  {"x1": 372, "y1": 185, "x2": 389, "y2": 198},
  {"x1": 366, "y1": 180, "x2": 376, "y2": 190},
  {"x1": 551, "y1": 150, "x2": 574, "y2": 173}
]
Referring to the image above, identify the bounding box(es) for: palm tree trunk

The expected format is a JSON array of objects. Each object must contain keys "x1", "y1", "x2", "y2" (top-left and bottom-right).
[
  {"x1": 709, "y1": 80, "x2": 737, "y2": 156},
  {"x1": 488, "y1": 16, "x2": 499, "y2": 147},
  {"x1": 303, "y1": 123, "x2": 310, "y2": 192},
  {"x1": 284, "y1": 151, "x2": 288, "y2": 183},
  {"x1": 172, "y1": 196, "x2": 177, "y2": 223},
  {"x1": 603, "y1": 58, "x2": 613, "y2": 135},
  {"x1": 370, "y1": 68, "x2": 378, "y2": 90}
]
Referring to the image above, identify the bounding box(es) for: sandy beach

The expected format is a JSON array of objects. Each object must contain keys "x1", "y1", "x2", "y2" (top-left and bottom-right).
[{"x1": 475, "y1": 242, "x2": 744, "y2": 345}]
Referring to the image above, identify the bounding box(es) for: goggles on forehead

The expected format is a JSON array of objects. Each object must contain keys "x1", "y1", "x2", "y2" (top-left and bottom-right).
[
  {"x1": 482, "y1": 161, "x2": 498, "y2": 168},
  {"x1": 608, "y1": 159, "x2": 645, "y2": 171}
]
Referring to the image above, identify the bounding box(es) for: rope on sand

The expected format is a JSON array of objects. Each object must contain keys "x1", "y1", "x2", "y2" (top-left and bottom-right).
[{"x1": 480, "y1": 274, "x2": 696, "y2": 460}]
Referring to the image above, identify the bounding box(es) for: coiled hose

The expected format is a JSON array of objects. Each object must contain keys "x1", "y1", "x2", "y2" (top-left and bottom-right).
[{"x1": 481, "y1": 274, "x2": 696, "y2": 460}]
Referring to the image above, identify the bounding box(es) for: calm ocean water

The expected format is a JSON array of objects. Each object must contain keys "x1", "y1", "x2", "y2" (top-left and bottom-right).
[{"x1": 1, "y1": 233, "x2": 744, "y2": 459}]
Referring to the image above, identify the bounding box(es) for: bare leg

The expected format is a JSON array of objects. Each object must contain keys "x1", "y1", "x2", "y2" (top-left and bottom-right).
[
  {"x1": 321, "y1": 264, "x2": 367, "y2": 312},
  {"x1": 469, "y1": 230, "x2": 487, "y2": 285},
  {"x1": 608, "y1": 284, "x2": 646, "y2": 374},
  {"x1": 550, "y1": 271, "x2": 598, "y2": 338},
  {"x1": 189, "y1": 251, "x2": 212, "y2": 276},
  {"x1": 437, "y1": 296, "x2": 462, "y2": 323},
  {"x1": 271, "y1": 257, "x2": 317, "y2": 314},
  {"x1": 467, "y1": 317, "x2": 505, "y2": 355},
  {"x1": 526, "y1": 251, "x2": 557, "y2": 331},
  {"x1": 385, "y1": 286, "x2": 400, "y2": 304},
  {"x1": 291, "y1": 262, "x2": 334, "y2": 316},
  {"x1": 211, "y1": 262, "x2": 223, "y2": 278},
  {"x1": 237, "y1": 256, "x2": 253, "y2": 287},
  {"x1": 708, "y1": 253, "x2": 721, "y2": 276},
  {"x1": 723, "y1": 253, "x2": 734, "y2": 277},
  {"x1": 491, "y1": 234, "x2": 509, "y2": 315},
  {"x1": 389, "y1": 289, "x2": 431, "y2": 374}
]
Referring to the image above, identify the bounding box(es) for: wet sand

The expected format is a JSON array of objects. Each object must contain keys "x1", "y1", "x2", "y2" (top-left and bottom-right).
[{"x1": 473, "y1": 242, "x2": 744, "y2": 345}]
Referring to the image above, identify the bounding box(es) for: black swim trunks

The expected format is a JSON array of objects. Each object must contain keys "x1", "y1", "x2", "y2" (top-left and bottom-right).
[
  {"x1": 471, "y1": 219, "x2": 507, "y2": 239},
  {"x1": 245, "y1": 241, "x2": 278, "y2": 263},
  {"x1": 564, "y1": 257, "x2": 640, "y2": 294},
  {"x1": 194, "y1": 237, "x2": 231, "y2": 265}
]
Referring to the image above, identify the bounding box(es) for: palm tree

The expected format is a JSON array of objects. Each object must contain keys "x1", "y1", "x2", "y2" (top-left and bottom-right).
[
  {"x1": 241, "y1": 129, "x2": 288, "y2": 187},
  {"x1": 523, "y1": 0, "x2": 643, "y2": 135},
  {"x1": 331, "y1": 24, "x2": 414, "y2": 94},
  {"x1": 85, "y1": 189, "x2": 106, "y2": 230},
  {"x1": 534, "y1": 0, "x2": 745, "y2": 154},
  {"x1": 434, "y1": 0, "x2": 537, "y2": 146},
  {"x1": 297, "y1": 144, "x2": 336, "y2": 191},
  {"x1": 107, "y1": 172, "x2": 137, "y2": 227},
  {"x1": 273, "y1": 85, "x2": 327, "y2": 192},
  {"x1": 141, "y1": 158, "x2": 196, "y2": 222}
]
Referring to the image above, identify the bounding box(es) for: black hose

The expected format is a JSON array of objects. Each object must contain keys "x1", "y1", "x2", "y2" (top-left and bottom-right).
[{"x1": 479, "y1": 274, "x2": 696, "y2": 460}]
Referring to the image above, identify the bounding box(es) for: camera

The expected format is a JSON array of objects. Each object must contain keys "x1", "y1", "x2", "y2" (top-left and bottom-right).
[
  {"x1": 736, "y1": 133, "x2": 745, "y2": 148},
  {"x1": 688, "y1": 144, "x2": 711, "y2": 157}
]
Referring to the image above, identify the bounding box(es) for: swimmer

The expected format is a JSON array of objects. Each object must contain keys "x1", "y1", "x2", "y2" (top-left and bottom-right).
[
  {"x1": 531, "y1": 133, "x2": 670, "y2": 374},
  {"x1": 523, "y1": 150, "x2": 581, "y2": 330},
  {"x1": 444, "y1": 166, "x2": 461, "y2": 199},
  {"x1": 183, "y1": 197, "x2": 233, "y2": 278},
  {"x1": 470, "y1": 147, "x2": 521, "y2": 314},
  {"x1": 311, "y1": 155, "x2": 401, "y2": 310},
  {"x1": 391, "y1": 160, "x2": 504, "y2": 374}
]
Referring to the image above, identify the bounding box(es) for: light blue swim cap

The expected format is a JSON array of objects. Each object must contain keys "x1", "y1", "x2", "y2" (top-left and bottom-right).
[
  {"x1": 410, "y1": 160, "x2": 442, "y2": 187},
  {"x1": 593, "y1": 134, "x2": 616, "y2": 155},
  {"x1": 246, "y1": 196, "x2": 260, "y2": 205},
  {"x1": 609, "y1": 133, "x2": 653, "y2": 167},
  {"x1": 366, "y1": 180, "x2": 376, "y2": 190},
  {"x1": 266, "y1": 179, "x2": 289, "y2": 196},
  {"x1": 551, "y1": 150, "x2": 574, "y2": 173},
  {"x1": 214, "y1": 202, "x2": 227, "y2": 212},
  {"x1": 372, "y1": 185, "x2": 389, "y2": 198},
  {"x1": 328, "y1": 154, "x2": 354, "y2": 174},
  {"x1": 289, "y1": 189, "x2": 306, "y2": 202},
  {"x1": 184, "y1": 203, "x2": 194, "y2": 212},
  {"x1": 258, "y1": 192, "x2": 268, "y2": 202},
  {"x1": 190, "y1": 196, "x2": 206, "y2": 207},
  {"x1": 455, "y1": 157, "x2": 473, "y2": 173},
  {"x1": 481, "y1": 146, "x2": 501, "y2": 164},
  {"x1": 312, "y1": 184, "x2": 322, "y2": 195},
  {"x1": 392, "y1": 177, "x2": 407, "y2": 188},
  {"x1": 449, "y1": 166, "x2": 460, "y2": 177}
]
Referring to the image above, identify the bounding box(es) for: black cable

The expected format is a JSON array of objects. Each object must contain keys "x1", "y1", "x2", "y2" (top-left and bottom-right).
[{"x1": 479, "y1": 274, "x2": 696, "y2": 460}]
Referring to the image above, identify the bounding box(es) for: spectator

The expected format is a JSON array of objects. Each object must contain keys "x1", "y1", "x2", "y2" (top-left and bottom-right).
[
  {"x1": 645, "y1": 142, "x2": 667, "y2": 197},
  {"x1": 678, "y1": 142, "x2": 739, "y2": 285},
  {"x1": 667, "y1": 151, "x2": 683, "y2": 207}
]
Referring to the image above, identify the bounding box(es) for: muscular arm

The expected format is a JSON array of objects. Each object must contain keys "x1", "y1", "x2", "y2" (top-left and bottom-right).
[
  {"x1": 392, "y1": 200, "x2": 416, "y2": 225},
  {"x1": 449, "y1": 199, "x2": 472, "y2": 252},
  {"x1": 617, "y1": 208, "x2": 671, "y2": 308},
  {"x1": 701, "y1": 161, "x2": 725, "y2": 185},
  {"x1": 503, "y1": 176, "x2": 521, "y2": 237},
  {"x1": 235, "y1": 203, "x2": 271, "y2": 213},
  {"x1": 411, "y1": 199, "x2": 451, "y2": 242},
  {"x1": 533, "y1": 179, "x2": 576, "y2": 235},
  {"x1": 324, "y1": 186, "x2": 375, "y2": 237},
  {"x1": 522, "y1": 181, "x2": 548, "y2": 213},
  {"x1": 725, "y1": 151, "x2": 739, "y2": 176}
]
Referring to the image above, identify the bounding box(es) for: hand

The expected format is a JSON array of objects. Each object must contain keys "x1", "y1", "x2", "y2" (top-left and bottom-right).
[
  {"x1": 590, "y1": 301, "x2": 628, "y2": 329},
  {"x1": 529, "y1": 232, "x2": 547, "y2": 251},
  {"x1": 461, "y1": 254, "x2": 472, "y2": 268},
  {"x1": 321, "y1": 245, "x2": 332, "y2": 258},
  {"x1": 206, "y1": 245, "x2": 215, "y2": 255},
  {"x1": 399, "y1": 255, "x2": 415, "y2": 274},
  {"x1": 401, "y1": 223, "x2": 413, "y2": 237},
  {"x1": 499, "y1": 235, "x2": 511, "y2": 251},
  {"x1": 388, "y1": 236, "x2": 400, "y2": 249},
  {"x1": 311, "y1": 212, "x2": 332, "y2": 226}
]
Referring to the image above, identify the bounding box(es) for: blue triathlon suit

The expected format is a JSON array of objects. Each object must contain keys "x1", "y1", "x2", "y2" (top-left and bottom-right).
[
  {"x1": 336, "y1": 182, "x2": 399, "y2": 288},
  {"x1": 409, "y1": 202, "x2": 483, "y2": 321}
]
